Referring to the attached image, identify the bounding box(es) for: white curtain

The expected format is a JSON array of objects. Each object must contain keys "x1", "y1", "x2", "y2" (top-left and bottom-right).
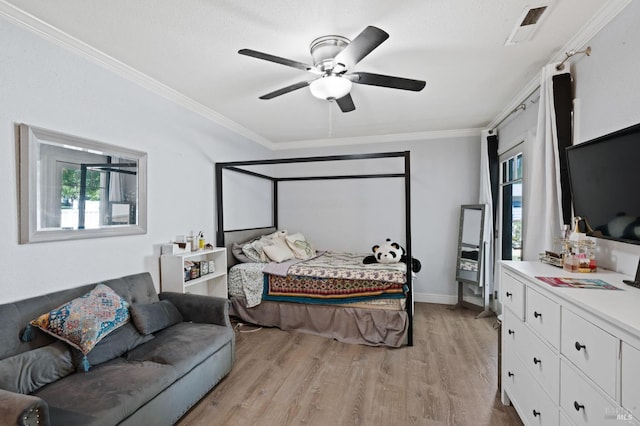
[
  {"x1": 522, "y1": 64, "x2": 570, "y2": 260},
  {"x1": 479, "y1": 130, "x2": 494, "y2": 291},
  {"x1": 109, "y1": 157, "x2": 123, "y2": 202}
]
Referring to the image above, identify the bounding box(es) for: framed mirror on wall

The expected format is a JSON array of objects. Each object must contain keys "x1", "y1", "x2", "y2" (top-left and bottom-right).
[{"x1": 19, "y1": 124, "x2": 148, "y2": 244}]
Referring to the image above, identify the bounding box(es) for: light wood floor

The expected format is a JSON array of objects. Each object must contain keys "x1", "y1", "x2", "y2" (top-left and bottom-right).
[{"x1": 177, "y1": 303, "x2": 523, "y2": 426}]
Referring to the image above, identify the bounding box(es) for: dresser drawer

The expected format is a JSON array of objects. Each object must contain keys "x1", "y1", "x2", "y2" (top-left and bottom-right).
[
  {"x1": 518, "y1": 323, "x2": 560, "y2": 402},
  {"x1": 560, "y1": 308, "x2": 618, "y2": 398},
  {"x1": 504, "y1": 350, "x2": 558, "y2": 426},
  {"x1": 526, "y1": 286, "x2": 560, "y2": 348},
  {"x1": 621, "y1": 342, "x2": 640, "y2": 421},
  {"x1": 503, "y1": 308, "x2": 525, "y2": 354},
  {"x1": 502, "y1": 339, "x2": 523, "y2": 400},
  {"x1": 560, "y1": 359, "x2": 624, "y2": 426},
  {"x1": 502, "y1": 272, "x2": 525, "y2": 319}
]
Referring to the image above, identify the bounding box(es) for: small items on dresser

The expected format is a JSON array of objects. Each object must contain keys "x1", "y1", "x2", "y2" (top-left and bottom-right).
[{"x1": 539, "y1": 218, "x2": 597, "y2": 272}]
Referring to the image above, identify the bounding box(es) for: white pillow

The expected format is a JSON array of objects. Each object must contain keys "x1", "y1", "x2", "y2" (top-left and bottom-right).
[
  {"x1": 286, "y1": 232, "x2": 306, "y2": 242},
  {"x1": 265, "y1": 230, "x2": 287, "y2": 239},
  {"x1": 286, "y1": 233, "x2": 315, "y2": 260},
  {"x1": 263, "y1": 244, "x2": 295, "y2": 262}
]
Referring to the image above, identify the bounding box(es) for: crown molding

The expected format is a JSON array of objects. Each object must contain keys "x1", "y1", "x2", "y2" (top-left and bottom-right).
[
  {"x1": 0, "y1": 1, "x2": 275, "y2": 150},
  {"x1": 489, "y1": 0, "x2": 633, "y2": 131},
  {"x1": 4, "y1": 0, "x2": 628, "y2": 151},
  {"x1": 271, "y1": 128, "x2": 483, "y2": 150}
]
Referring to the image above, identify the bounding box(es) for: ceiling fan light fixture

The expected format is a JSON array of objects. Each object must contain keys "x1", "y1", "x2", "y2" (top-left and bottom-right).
[{"x1": 309, "y1": 76, "x2": 352, "y2": 100}]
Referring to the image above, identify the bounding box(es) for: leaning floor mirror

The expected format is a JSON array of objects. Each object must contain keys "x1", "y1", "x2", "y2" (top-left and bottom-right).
[{"x1": 19, "y1": 124, "x2": 147, "y2": 243}]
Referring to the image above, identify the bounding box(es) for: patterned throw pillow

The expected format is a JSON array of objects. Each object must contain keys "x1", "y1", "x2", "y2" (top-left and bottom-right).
[
  {"x1": 30, "y1": 284, "x2": 130, "y2": 370},
  {"x1": 286, "y1": 233, "x2": 315, "y2": 260}
]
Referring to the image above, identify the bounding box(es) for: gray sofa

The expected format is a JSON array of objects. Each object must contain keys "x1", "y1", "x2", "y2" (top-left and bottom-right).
[{"x1": 0, "y1": 272, "x2": 235, "y2": 426}]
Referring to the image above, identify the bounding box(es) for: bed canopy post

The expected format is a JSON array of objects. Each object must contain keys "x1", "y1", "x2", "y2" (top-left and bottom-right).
[
  {"x1": 215, "y1": 163, "x2": 224, "y2": 247},
  {"x1": 273, "y1": 179, "x2": 279, "y2": 230},
  {"x1": 404, "y1": 151, "x2": 413, "y2": 347}
]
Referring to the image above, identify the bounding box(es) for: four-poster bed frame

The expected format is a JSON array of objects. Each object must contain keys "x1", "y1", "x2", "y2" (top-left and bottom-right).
[{"x1": 215, "y1": 151, "x2": 414, "y2": 346}]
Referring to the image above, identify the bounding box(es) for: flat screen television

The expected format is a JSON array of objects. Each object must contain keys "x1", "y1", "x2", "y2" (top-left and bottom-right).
[{"x1": 566, "y1": 122, "x2": 640, "y2": 245}]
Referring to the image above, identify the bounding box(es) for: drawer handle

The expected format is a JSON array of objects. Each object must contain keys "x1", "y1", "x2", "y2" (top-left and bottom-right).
[
  {"x1": 574, "y1": 341, "x2": 586, "y2": 351},
  {"x1": 532, "y1": 410, "x2": 540, "y2": 417},
  {"x1": 533, "y1": 357, "x2": 541, "y2": 365},
  {"x1": 574, "y1": 401, "x2": 585, "y2": 412},
  {"x1": 508, "y1": 329, "x2": 515, "y2": 335},
  {"x1": 506, "y1": 291, "x2": 513, "y2": 298},
  {"x1": 508, "y1": 371, "x2": 514, "y2": 377},
  {"x1": 534, "y1": 311, "x2": 542, "y2": 319}
]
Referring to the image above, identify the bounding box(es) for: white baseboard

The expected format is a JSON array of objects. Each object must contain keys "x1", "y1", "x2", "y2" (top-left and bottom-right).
[
  {"x1": 413, "y1": 292, "x2": 484, "y2": 306},
  {"x1": 413, "y1": 292, "x2": 457, "y2": 305}
]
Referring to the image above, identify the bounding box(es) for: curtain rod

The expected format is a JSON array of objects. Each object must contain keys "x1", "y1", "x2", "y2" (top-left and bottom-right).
[
  {"x1": 490, "y1": 102, "x2": 529, "y2": 133},
  {"x1": 490, "y1": 46, "x2": 592, "y2": 133},
  {"x1": 556, "y1": 46, "x2": 591, "y2": 71}
]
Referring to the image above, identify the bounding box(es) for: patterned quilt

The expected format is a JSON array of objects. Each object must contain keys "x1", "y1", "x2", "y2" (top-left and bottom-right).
[
  {"x1": 262, "y1": 251, "x2": 408, "y2": 304},
  {"x1": 287, "y1": 250, "x2": 406, "y2": 283}
]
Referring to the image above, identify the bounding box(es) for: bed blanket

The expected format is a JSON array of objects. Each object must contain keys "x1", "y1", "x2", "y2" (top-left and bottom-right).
[
  {"x1": 263, "y1": 274, "x2": 406, "y2": 304},
  {"x1": 283, "y1": 250, "x2": 406, "y2": 283}
]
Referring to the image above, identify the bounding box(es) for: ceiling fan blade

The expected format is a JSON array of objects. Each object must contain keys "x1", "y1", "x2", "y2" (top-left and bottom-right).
[
  {"x1": 336, "y1": 93, "x2": 356, "y2": 113},
  {"x1": 334, "y1": 26, "x2": 389, "y2": 69},
  {"x1": 259, "y1": 80, "x2": 313, "y2": 100},
  {"x1": 350, "y1": 72, "x2": 426, "y2": 91},
  {"x1": 238, "y1": 49, "x2": 320, "y2": 74}
]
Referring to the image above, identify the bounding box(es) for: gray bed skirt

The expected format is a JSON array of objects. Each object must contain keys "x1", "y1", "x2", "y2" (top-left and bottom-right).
[{"x1": 229, "y1": 297, "x2": 408, "y2": 348}]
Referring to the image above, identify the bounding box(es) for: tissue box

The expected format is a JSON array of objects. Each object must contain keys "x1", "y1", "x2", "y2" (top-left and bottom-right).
[{"x1": 161, "y1": 242, "x2": 190, "y2": 255}]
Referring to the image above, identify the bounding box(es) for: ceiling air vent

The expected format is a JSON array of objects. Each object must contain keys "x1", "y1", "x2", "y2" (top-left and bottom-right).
[{"x1": 505, "y1": 5, "x2": 549, "y2": 45}]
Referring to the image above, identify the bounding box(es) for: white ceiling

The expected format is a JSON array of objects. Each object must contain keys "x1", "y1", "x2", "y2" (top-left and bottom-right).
[{"x1": 0, "y1": 0, "x2": 627, "y2": 149}]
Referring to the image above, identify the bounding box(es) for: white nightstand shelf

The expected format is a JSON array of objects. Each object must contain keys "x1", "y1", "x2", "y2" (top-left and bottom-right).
[{"x1": 160, "y1": 247, "x2": 227, "y2": 298}]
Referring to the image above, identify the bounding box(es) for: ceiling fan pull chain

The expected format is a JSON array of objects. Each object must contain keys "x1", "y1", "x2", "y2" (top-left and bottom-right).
[{"x1": 328, "y1": 102, "x2": 333, "y2": 137}]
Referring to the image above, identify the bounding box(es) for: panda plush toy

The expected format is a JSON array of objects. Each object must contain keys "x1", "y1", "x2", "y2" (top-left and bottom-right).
[{"x1": 363, "y1": 238, "x2": 422, "y2": 273}]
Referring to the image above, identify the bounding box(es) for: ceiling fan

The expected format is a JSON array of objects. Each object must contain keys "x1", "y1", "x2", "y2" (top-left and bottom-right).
[{"x1": 238, "y1": 26, "x2": 426, "y2": 113}]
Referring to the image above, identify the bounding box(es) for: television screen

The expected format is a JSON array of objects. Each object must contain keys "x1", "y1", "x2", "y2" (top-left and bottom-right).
[{"x1": 566, "y1": 122, "x2": 640, "y2": 245}]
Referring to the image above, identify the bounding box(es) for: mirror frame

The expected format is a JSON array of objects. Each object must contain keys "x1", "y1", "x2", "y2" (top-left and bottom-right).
[
  {"x1": 19, "y1": 124, "x2": 148, "y2": 244},
  {"x1": 455, "y1": 204, "x2": 486, "y2": 286}
]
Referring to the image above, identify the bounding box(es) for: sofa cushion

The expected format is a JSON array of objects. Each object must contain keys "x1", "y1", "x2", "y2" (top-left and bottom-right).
[
  {"x1": 0, "y1": 304, "x2": 21, "y2": 359},
  {"x1": 72, "y1": 323, "x2": 153, "y2": 371},
  {"x1": 130, "y1": 300, "x2": 183, "y2": 335},
  {"x1": 0, "y1": 341, "x2": 74, "y2": 394},
  {"x1": 29, "y1": 284, "x2": 130, "y2": 356},
  {"x1": 126, "y1": 322, "x2": 234, "y2": 377},
  {"x1": 33, "y1": 357, "x2": 177, "y2": 426}
]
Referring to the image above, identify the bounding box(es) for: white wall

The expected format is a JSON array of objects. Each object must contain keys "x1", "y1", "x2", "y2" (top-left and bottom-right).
[
  {"x1": 6, "y1": 2, "x2": 637, "y2": 306},
  {"x1": 572, "y1": 0, "x2": 640, "y2": 276},
  {"x1": 497, "y1": 1, "x2": 640, "y2": 277},
  {"x1": 275, "y1": 135, "x2": 481, "y2": 304},
  {"x1": 0, "y1": 18, "x2": 271, "y2": 303}
]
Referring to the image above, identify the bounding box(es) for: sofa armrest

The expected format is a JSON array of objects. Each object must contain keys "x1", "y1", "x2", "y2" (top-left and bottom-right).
[
  {"x1": 0, "y1": 388, "x2": 50, "y2": 426},
  {"x1": 159, "y1": 292, "x2": 231, "y2": 328}
]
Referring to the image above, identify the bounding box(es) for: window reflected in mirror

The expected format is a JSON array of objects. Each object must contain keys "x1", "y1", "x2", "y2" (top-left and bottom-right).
[
  {"x1": 19, "y1": 124, "x2": 147, "y2": 243},
  {"x1": 500, "y1": 152, "x2": 523, "y2": 260}
]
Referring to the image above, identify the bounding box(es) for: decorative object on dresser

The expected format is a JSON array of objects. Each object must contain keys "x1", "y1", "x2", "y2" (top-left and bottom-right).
[{"x1": 500, "y1": 261, "x2": 640, "y2": 425}]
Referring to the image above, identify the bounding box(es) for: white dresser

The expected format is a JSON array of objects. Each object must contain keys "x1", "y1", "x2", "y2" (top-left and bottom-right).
[{"x1": 500, "y1": 261, "x2": 640, "y2": 426}]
